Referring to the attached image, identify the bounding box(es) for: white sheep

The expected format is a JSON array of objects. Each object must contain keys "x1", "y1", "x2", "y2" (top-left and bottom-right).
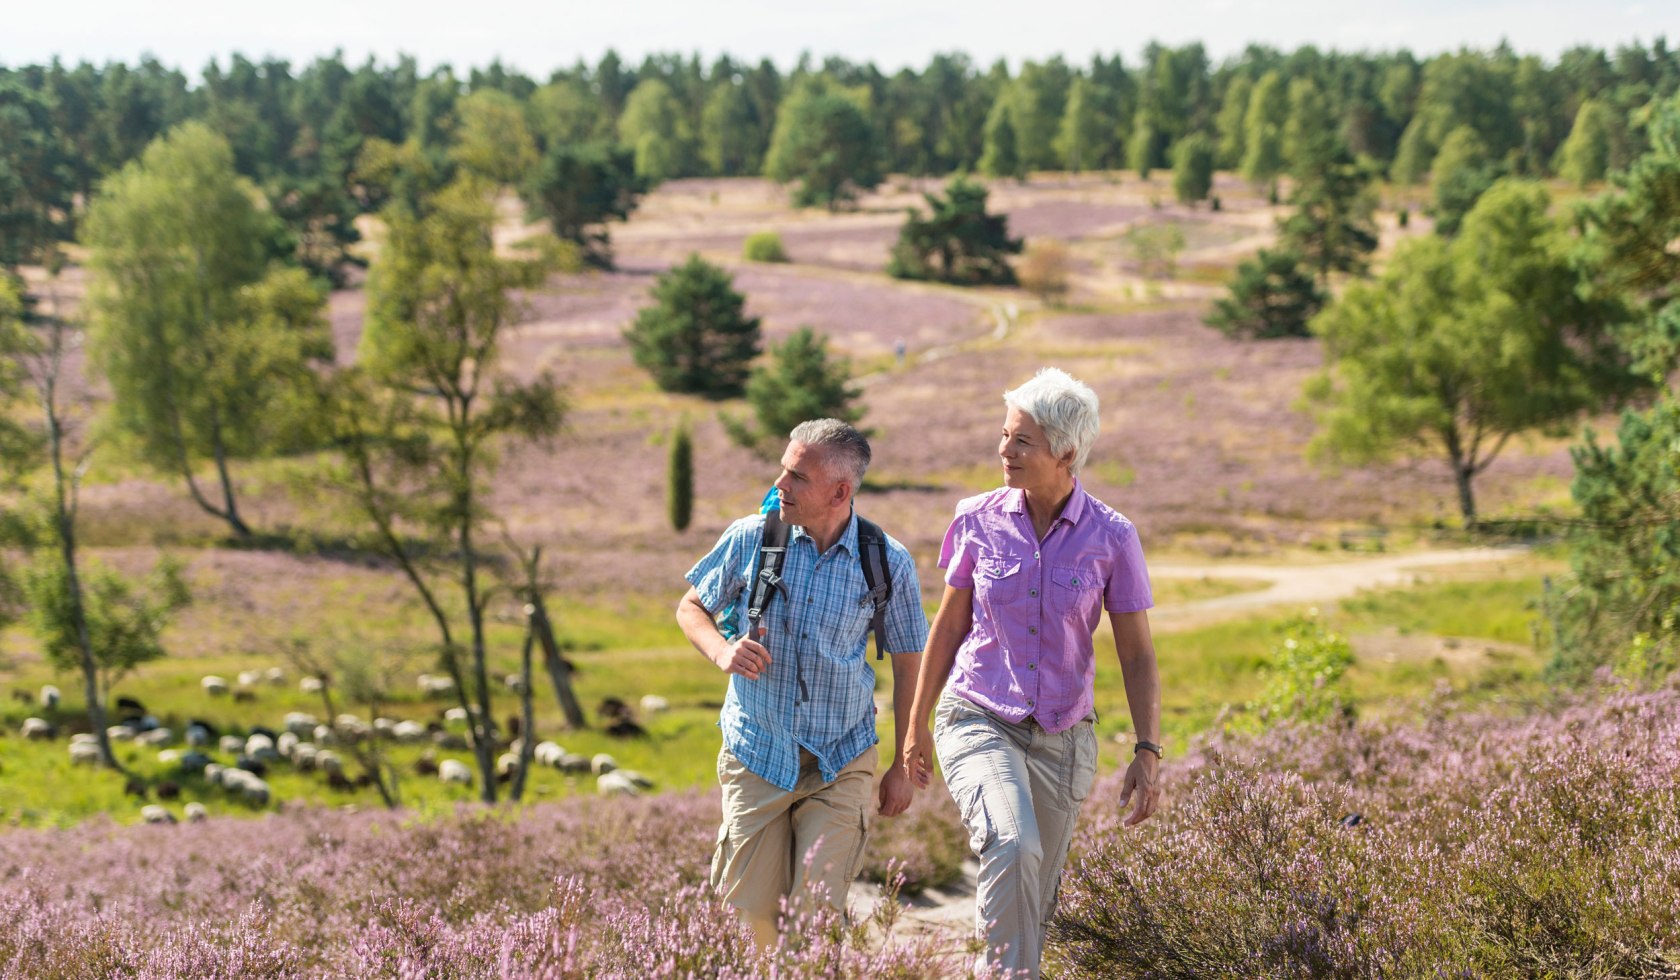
[
  {"x1": 496, "y1": 752, "x2": 521, "y2": 778},
  {"x1": 373, "y1": 717, "x2": 396, "y2": 736},
  {"x1": 502, "y1": 673, "x2": 526, "y2": 693},
  {"x1": 316, "y1": 750, "x2": 343, "y2": 774},
  {"x1": 534, "y1": 741, "x2": 564, "y2": 768},
  {"x1": 639, "y1": 694, "x2": 671, "y2": 714},
  {"x1": 596, "y1": 770, "x2": 641, "y2": 796},
  {"x1": 107, "y1": 724, "x2": 136, "y2": 742},
  {"x1": 185, "y1": 724, "x2": 212, "y2": 747},
  {"x1": 282, "y1": 712, "x2": 318, "y2": 737},
  {"x1": 438, "y1": 759, "x2": 472, "y2": 785},
  {"x1": 20, "y1": 717, "x2": 54, "y2": 740},
  {"x1": 220, "y1": 768, "x2": 271, "y2": 805},
  {"x1": 276, "y1": 732, "x2": 300, "y2": 759},
  {"x1": 392, "y1": 720, "x2": 427, "y2": 743},
  {"x1": 244, "y1": 733, "x2": 277, "y2": 760},
  {"x1": 313, "y1": 724, "x2": 337, "y2": 745},
  {"x1": 557, "y1": 752, "x2": 590, "y2": 773},
  {"x1": 236, "y1": 670, "x2": 262, "y2": 689},
  {"x1": 299, "y1": 676, "x2": 324, "y2": 694},
  {"x1": 204, "y1": 763, "x2": 226, "y2": 785},
  {"x1": 418, "y1": 673, "x2": 455, "y2": 695},
  {"x1": 157, "y1": 749, "x2": 181, "y2": 764},
  {"x1": 218, "y1": 735, "x2": 246, "y2": 755},
  {"x1": 201, "y1": 675, "x2": 229, "y2": 696},
  {"x1": 443, "y1": 707, "x2": 469, "y2": 724},
  {"x1": 264, "y1": 667, "x2": 285, "y2": 686},
  {"x1": 69, "y1": 741, "x2": 101, "y2": 765},
  {"x1": 39, "y1": 685, "x2": 61, "y2": 709},
  {"x1": 590, "y1": 753, "x2": 618, "y2": 776},
  {"x1": 184, "y1": 802, "x2": 208, "y2": 823},
  {"x1": 140, "y1": 805, "x2": 176, "y2": 825},
  {"x1": 136, "y1": 728, "x2": 173, "y2": 748},
  {"x1": 293, "y1": 743, "x2": 319, "y2": 770}
]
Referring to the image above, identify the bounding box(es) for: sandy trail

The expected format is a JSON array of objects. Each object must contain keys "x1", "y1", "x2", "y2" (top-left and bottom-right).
[{"x1": 1149, "y1": 545, "x2": 1532, "y2": 628}]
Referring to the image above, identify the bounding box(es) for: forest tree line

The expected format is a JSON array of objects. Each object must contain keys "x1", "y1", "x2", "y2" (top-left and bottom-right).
[{"x1": 3, "y1": 40, "x2": 1679, "y2": 279}]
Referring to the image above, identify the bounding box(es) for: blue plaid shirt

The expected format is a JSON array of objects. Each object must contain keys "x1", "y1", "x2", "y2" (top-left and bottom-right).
[{"x1": 686, "y1": 512, "x2": 929, "y2": 791}]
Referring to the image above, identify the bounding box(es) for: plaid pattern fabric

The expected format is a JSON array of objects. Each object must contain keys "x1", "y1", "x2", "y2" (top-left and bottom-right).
[{"x1": 687, "y1": 512, "x2": 929, "y2": 791}]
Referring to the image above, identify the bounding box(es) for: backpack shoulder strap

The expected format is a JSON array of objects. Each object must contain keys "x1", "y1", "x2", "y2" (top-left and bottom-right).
[
  {"x1": 855, "y1": 516, "x2": 893, "y2": 661},
  {"x1": 746, "y1": 510, "x2": 791, "y2": 635}
]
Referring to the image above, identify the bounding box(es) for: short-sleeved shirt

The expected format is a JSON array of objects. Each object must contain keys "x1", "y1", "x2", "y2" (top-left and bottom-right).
[
  {"x1": 938, "y1": 480, "x2": 1152, "y2": 733},
  {"x1": 687, "y1": 511, "x2": 929, "y2": 791}
]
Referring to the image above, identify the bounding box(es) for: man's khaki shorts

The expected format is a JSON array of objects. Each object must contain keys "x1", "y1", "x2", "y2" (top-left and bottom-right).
[{"x1": 710, "y1": 744, "x2": 876, "y2": 942}]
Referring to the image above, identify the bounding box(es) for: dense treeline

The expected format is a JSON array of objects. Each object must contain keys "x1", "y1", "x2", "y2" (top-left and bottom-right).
[{"x1": 2, "y1": 41, "x2": 1678, "y2": 277}]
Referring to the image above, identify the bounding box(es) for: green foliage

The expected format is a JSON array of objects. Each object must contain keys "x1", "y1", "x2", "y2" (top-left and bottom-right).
[
  {"x1": 527, "y1": 80, "x2": 605, "y2": 150},
  {"x1": 1550, "y1": 398, "x2": 1680, "y2": 681},
  {"x1": 450, "y1": 89, "x2": 538, "y2": 186},
  {"x1": 701, "y1": 80, "x2": 764, "y2": 177},
  {"x1": 1128, "y1": 112, "x2": 1158, "y2": 180},
  {"x1": 1555, "y1": 99, "x2": 1616, "y2": 187},
  {"x1": 0, "y1": 79, "x2": 73, "y2": 269},
  {"x1": 887, "y1": 177, "x2": 1022, "y2": 285},
  {"x1": 617, "y1": 79, "x2": 694, "y2": 183},
  {"x1": 1248, "y1": 612, "x2": 1354, "y2": 729},
  {"x1": 1240, "y1": 71, "x2": 1287, "y2": 189},
  {"x1": 667, "y1": 421, "x2": 694, "y2": 532},
  {"x1": 1170, "y1": 133, "x2": 1216, "y2": 205},
  {"x1": 741, "y1": 230, "x2": 788, "y2": 263},
  {"x1": 1054, "y1": 75, "x2": 1115, "y2": 173},
  {"x1": 1278, "y1": 144, "x2": 1379, "y2": 283},
  {"x1": 1124, "y1": 223, "x2": 1186, "y2": 279},
  {"x1": 1429, "y1": 125, "x2": 1500, "y2": 237},
  {"x1": 520, "y1": 141, "x2": 645, "y2": 268},
  {"x1": 23, "y1": 551, "x2": 189, "y2": 699},
  {"x1": 979, "y1": 100, "x2": 1025, "y2": 181},
  {"x1": 764, "y1": 79, "x2": 881, "y2": 209},
  {"x1": 1282, "y1": 76, "x2": 1335, "y2": 174},
  {"x1": 82, "y1": 121, "x2": 331, "y2": 538},
  {"x1": 624, "y1": 254, "x2": 761, "y2": 398},
  {"x1": 1205, "y1": 249, "x2": 1326, "y2": 339},
  {"x1": 728, "y1": 327, "x2": 863, "y2": 456},
  {"x1": 1306, "y1": 180, "x2": 1640, "y2": 525},
  {"x1": 1214, "y1": 75, "x2": 1252, "y2": 170}
]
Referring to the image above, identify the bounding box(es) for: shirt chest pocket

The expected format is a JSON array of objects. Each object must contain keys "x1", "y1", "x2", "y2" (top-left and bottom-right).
[
  {"x1": 1050, "y1": 565, "x2": 1101, "y2": 621},
  {"x1": 974, "y1": 556, "x2": 1025, "y2": 605}
]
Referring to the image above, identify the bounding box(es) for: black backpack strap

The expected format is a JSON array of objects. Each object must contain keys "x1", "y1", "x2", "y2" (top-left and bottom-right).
[
  {"x1": 746, "y1": 510, "x2": 791, "y2": 637},
  {"x1": 855, "y1": 516, "x2": 893, "y2": 661}
]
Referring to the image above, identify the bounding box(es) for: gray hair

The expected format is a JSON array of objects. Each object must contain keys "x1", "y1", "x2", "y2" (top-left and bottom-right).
[
  {"x1": 1003, "y1": 368, "x2": 1100, "y2": 475},
  {"x1": 788, "y1": 418, "x2": 871, "y2": 489}
]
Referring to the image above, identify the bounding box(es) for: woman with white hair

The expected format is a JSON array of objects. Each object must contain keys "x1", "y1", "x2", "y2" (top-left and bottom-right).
[{"x1": 904, "y1": 367, "x2": 1162, "y2": 978}]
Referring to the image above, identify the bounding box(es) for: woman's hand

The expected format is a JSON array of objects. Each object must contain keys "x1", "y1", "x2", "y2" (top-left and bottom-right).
[
  {"x1": 1119, "y1": 752, "x2": 1159, "y2": 826},
  {"x1": 902, "y1": 727, "x2": 935, "y2": 789}
]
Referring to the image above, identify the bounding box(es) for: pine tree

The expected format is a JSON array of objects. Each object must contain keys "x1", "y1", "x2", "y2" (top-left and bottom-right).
[
  {"x1": 667, "y1": 421, "x2": 694, "y2": 532},
  {"x1": 887, "y1": 177, "x2": 1022, "y2": 285},
  {"x1": 625, "y1": 254, "x2": 762, "y2": 397},
  {"x1": 1205, "y1": 249, "x2": 1326, "y2": 339}
]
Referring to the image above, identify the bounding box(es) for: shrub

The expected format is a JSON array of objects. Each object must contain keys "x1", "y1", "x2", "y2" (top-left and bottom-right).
[
  {"x1": 1204, "y1": 248, "x2": 1326, "y2": 339},
  {"x1": 1249, "y1": 611, "x2": 1354, "y2": 729},
  {"x1": 624, "y1": 254, "x2": 761, "y2": 398},
  {"x1": 725, "y1": 327, "x2": 862, "y2": 456},
  {"x1": 1017, "y1": 240, "x2": 1071, "y2": 306},
  {"x1": 1124, "y1": 223, "x2": 1186, "y2": 280},
  {"x1": 667, "y1": 420, "x2": 694, "y2": 532},
  {"x1": 742, "y1": 231, "x2": 788, "y2": 263},
  {"x1": 887, "y1": 177, "x2": 1021, "y2": 285}
]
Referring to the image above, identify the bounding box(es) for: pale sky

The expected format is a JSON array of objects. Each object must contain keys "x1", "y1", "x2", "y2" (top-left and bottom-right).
[{"x1": 4, "y1": 0, "x2": 1674, "y2": 78}]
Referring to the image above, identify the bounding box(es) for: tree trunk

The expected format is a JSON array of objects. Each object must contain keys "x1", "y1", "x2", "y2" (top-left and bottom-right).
[
  {"x1": 532, "y1": 598, "x2": 587, "y2": 729},
  {"x1": 1455, "y1": 464, "x2": 1478, "y2": 528},
  {"x1": 509, "y1": 627, "x2": 537, "y2": 802},
  {"x1": 208, "y1": 418, "x2": 252, "y2": 539}
]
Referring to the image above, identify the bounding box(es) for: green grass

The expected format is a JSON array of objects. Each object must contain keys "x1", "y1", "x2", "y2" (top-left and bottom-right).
[{"x1": 0, "y1": 562, "x2": 1552, "y2": 826}]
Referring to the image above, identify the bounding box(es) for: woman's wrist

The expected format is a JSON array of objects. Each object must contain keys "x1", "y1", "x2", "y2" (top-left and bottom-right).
[{"x1": 1133, "y1": 739, "x2": 1163, "y2": 760}]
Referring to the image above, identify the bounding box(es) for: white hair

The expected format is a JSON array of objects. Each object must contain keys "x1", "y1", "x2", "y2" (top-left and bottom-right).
[
  {"x1": 1002, "y1": 368, "x2": 1100, "y2": 476},
  {"x1": 788, "y1": 418, "x2": 871, "y2": 488}
]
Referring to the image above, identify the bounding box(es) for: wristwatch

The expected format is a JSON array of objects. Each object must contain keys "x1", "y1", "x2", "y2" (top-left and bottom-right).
[{"x1": 1133, "y1": 740, "x2": 1163, "y2": 759}]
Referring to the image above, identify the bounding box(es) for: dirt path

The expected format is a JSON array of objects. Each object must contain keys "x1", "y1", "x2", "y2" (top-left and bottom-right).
[{"x1": 1149, "y1": 545, "x2": 1530, "y2": 628}]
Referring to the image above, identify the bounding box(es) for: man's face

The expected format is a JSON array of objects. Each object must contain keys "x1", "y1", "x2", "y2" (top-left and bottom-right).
[{"x1": 772, "y1": 441, "x2": 838, "y2": 525}]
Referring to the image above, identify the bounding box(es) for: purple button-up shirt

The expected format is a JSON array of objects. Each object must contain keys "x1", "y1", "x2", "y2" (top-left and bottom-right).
[{"x1": 939, "y1": 480, "x2": 1153, "y2": 733}]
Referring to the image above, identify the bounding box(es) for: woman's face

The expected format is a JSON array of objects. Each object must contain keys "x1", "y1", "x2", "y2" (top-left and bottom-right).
[{"x1": 998, "y1": 406, "x2": 1071, "y2": 492}]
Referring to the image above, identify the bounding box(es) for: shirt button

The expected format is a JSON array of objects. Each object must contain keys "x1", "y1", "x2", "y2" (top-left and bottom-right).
[
  {"x1": 807, "y1": 597, "x2": 813, "y2": 603},
  {"x1": 1028, "y1": 663, "x2": 1036, "y2": 670},
  {"x1": 801, "y1": 632, "x2": 809, "y2": 638},
  {"x1": 1029, "y1": 627, "x2": 1037, "y2": 635},
  {"x1": 1071, "y1": 578, "x2": 1079, "y2": 586},
  {"x1": 1029, "y1": 588, "x2": 1038, "y2": 597},
  {"x1": 1027, "y1": 699, "x2": 1034, "y2": 707}
]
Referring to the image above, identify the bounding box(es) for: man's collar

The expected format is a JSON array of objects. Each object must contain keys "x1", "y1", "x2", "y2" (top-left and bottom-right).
[{"x1": 789, "y1": 510, "x2": 859, "y2": 556}]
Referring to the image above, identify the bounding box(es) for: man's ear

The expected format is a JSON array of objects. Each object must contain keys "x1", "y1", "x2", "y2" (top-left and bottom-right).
[{"x1": 832, "y1": 479, "x2": 853, "y2": 508}]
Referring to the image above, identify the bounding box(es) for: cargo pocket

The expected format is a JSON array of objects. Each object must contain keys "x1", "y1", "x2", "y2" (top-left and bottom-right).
[
  {"x1": 845, "y1": 809, "x2": 872, "y2": 882},
  {"x1": 1068, "y1": 721, "x2": 1098, "y2": 804}
]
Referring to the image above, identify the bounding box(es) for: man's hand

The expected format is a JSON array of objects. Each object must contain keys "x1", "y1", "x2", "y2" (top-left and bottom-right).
[
  {"x1": 1118, "y1": 753, "x2": 1160, "y2": 827},
  {"x1": 902, "y1": 727, "x2": 934, "y2": 789},
  {"x1": 878, "y1": 765, "x2": 914, "y2": 817},
  {"x1": 711, "y1": 627, "x2": 772, "y2": 680}
]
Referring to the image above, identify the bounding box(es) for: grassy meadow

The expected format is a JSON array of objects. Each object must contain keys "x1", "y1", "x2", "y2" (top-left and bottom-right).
[{"x1": 2, "y1": 170, "x2": 1584, "y2": 833}]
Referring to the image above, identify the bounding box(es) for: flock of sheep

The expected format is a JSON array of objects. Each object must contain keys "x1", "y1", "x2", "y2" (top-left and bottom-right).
[{"x1": 11, "y1": 668, "x2": 667, "y2": 823}]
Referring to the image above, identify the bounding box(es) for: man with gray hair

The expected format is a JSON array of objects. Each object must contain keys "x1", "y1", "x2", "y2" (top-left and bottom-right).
[{"x1": 677, "y1": 418, "x2": 929, "y2": 945}]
